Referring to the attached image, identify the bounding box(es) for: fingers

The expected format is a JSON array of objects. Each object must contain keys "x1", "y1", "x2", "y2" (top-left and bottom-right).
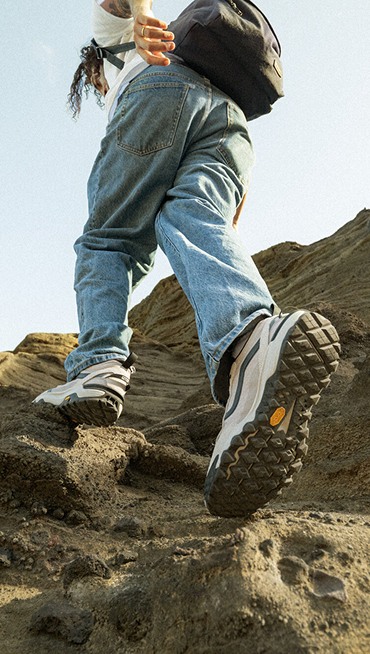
[
  {"x1": 138, "y1": 26, "x2": 174, "y2": 42},
  {"x1": 133, "y1": 14, "x2": 175, "y2": 66},
  {"x1": 135, "y1": 13, "x2": 169, "y2": 30}
]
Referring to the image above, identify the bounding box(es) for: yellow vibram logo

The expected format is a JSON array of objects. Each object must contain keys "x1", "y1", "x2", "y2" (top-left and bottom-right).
[
  {"x1": 64, "y1": 396, "x2": 71, "y2": 402},
  {"x1": 270, "y1": 407, "x2": 286, "y2": 427}
]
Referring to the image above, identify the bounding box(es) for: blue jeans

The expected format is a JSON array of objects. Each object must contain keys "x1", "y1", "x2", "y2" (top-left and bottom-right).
[{"x1": 65, "y1": 63, "x2": 274, "y2": 404}]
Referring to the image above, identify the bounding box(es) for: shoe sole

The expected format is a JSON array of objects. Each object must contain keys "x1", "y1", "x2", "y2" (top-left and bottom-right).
[
  {"x1": 58, "y1": 396, "x2": 123, "y2": 427},
  {"x1": 204, "y1": 312, "x2": 341, "y2": 518}
]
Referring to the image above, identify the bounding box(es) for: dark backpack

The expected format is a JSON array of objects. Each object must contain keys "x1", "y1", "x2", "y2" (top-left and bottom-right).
[
  {"x1": 168, "y1": 0, "x2": 283, "y2": 120},
  {"x1": 93, "y1": 0, "x2": 284, "y2": 121}
]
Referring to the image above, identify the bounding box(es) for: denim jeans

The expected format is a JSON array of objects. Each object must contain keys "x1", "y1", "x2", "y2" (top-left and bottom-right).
[{"x1": 65, "y1": 63, "x2": 274, "y2": 405}]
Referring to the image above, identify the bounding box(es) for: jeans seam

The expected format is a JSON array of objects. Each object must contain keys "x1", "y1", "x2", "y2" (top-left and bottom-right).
[
  {"x1": 190, "y1": 83, "x2": 212, "y2": 143},
  {"x1": 156, "y1": 218, "x2": 204, "y2": 334},
  {"x1": 129, "y1": 67, "x2": 207, "y2": 90},
  {"x1": 216, "y1": 102, "x2": 248, "y2": 187},
  {"x1": 86, "y1": 148, "x2": 105, "y2": 232}
]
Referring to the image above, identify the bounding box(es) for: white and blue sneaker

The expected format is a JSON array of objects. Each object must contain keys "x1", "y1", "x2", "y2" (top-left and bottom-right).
[
  {"x1": 204, "y1": 311, "x2": 341, "y2": 517},
  {"x1": 33, "y1": 354, "x2": 137, "y2": 426}
]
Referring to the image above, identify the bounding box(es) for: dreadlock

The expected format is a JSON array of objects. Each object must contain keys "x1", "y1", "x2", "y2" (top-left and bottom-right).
[{"x1": 68, "y1": 44, "x2": 105, "y2": 118}]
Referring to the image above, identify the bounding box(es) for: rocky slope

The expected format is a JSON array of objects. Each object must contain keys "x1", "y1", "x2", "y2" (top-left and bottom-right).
[
  {"x1": 130, "y1": 208, "x2": 370, "y2": 347},
  {"x1": 0, "y1": 210, "x2": 369, "y2": 653}
]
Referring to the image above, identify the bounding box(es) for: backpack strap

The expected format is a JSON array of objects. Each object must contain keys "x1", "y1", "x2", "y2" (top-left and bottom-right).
[{"x1": 91, "y1": 38, "x2": 136, "y2": 70}]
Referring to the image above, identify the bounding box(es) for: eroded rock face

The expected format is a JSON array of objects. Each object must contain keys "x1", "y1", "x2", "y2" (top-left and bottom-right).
[
  {"x1": 0, "y1": 211, "x2": 369, "y2": 653},
  {"x1": 130, "y1": 209, "x2": 370, "y2": 347}
]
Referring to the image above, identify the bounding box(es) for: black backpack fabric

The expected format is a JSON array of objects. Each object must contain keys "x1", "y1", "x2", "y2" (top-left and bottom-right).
[
  {"x1": 92, "y1": 0, "x2": 283, "y2": 121},
  {"x1": 168, "y1": 0, "x2": 284, "y2": 120}
]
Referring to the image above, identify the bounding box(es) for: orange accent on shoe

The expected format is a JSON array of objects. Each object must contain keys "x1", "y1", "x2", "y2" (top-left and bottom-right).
[{"x1": 270, "y1": 407, "x2": 286, "y2": 426}]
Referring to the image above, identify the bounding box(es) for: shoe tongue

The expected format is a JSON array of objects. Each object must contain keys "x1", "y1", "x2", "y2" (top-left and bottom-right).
[
  {"x1": 123, "y1": 352, "x2": 138, "y2": 368},
  {"x1": 232, "y1": 332, "x2": 251, "y2": 359},
  {"x1": 232, "y1": 316, "x2": 270, "y2": 359}
]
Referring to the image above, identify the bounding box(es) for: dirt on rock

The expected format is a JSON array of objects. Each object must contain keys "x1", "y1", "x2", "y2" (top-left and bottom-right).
[{"x1": 0, "y1": 210, "x2": 369, "y2": 653}]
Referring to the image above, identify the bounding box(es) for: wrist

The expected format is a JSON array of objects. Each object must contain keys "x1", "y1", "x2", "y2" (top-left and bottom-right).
[{"x1": 129, "y1": 1, "x2": 153, "y2": 18}]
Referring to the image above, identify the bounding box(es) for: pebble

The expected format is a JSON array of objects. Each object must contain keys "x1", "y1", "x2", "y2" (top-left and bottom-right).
[
  {"x1": 173, "y1": 547, "x2": 194, "y2": 557},
  {"x1": 113, "y1": 517, "x2": 147, "y2": 538},
  {"x1": 278, "y1": 556, "x2": 309, "y2": 585},
  {"x1": 31, "y1": 502, "x2": 47, "y2": 516},
  {"x1": 309, "y1": 512, "x2": 324, "y2": 519},
  {"x1": 278, "y1": 616, "x2": 289, "y2": 624},
  {"x1": 0, "y1": 549, "x2": 12, "y2": 567},
  {"x1": 114, "y1": 551, "x2": 138, "y2": 566},
  {"x1": 259, "y1": 539, "x2": 275, "y2": 557},
  {"x1": 310, "y1": 569, "x2": 347, "y2": 603},
  {"x1": 230, "y1": 528, "x2": 245, "y2": 546},
  {"x1": 66, "y1": 510, "x2": 88, "y2": 526},
  {"x1": 30, "y1": 601, "x2": 94, "y2": 645},
  {"x1": 310, "y1": 548, "x2": 326, "y2": 562},
  {"x1": 63, "y1": 554, "x2": 111, "y2": 589}
]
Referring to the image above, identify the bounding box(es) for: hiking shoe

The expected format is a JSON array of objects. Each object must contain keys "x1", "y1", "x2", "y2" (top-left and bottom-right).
[
  {"x1": 33, "y1": 354, "x2": 137, "y2": 426},
  {"x1": 204, "y1": 311, "x2": 341, "y2": 517}
]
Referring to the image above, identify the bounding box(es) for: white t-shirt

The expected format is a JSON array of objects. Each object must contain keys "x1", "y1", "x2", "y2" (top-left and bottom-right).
[{"x1": 92, "y1": 0, "x2": 150, "y2": 120}]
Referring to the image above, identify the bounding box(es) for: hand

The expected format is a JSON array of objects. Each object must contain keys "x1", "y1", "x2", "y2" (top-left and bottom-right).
[{"x1": 133, "y1": 12, "x2": 175, "y2": 66}]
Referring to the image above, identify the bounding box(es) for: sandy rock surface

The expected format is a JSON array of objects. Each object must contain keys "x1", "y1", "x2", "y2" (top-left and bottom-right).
[{"x1": 0, "y1": 211, "x2": 369, "y2": 653}]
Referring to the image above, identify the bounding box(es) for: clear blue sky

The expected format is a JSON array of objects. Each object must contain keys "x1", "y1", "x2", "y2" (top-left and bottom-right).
[{"x1": 1, "y1": 1, "x2": 369, "y2": 352}]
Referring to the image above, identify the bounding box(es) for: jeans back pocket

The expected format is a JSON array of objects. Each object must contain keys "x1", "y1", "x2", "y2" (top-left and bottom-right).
[{"x1": 117, "y1": 81, "x2": 189, "y2": 156}]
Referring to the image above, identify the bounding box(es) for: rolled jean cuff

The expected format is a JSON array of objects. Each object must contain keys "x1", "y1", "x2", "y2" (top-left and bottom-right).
[{"x1": 65, "y1": 353, "x2": 127, "y2": 382}]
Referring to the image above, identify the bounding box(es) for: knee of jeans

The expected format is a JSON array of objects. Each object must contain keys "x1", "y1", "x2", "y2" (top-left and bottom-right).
[
  {"x1": 154, "y1": 212, "x2": 165, "y2": 247},
  {"x1": 132, "y1": 255, "x2": 156, "y2": 289}
]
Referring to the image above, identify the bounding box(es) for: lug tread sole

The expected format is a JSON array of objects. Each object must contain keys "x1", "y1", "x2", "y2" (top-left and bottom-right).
[
  {"x1": 58, "y1": 396, "x2": 123, "y2": 427},
  {"x1": 204, "y1": 312, "x2": 341, "y2": 517}
]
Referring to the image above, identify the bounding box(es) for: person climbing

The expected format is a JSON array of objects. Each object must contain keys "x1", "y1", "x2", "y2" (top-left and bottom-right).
[{"x1": 34, "y1": 0, "x2": 341, "y2": 517}]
